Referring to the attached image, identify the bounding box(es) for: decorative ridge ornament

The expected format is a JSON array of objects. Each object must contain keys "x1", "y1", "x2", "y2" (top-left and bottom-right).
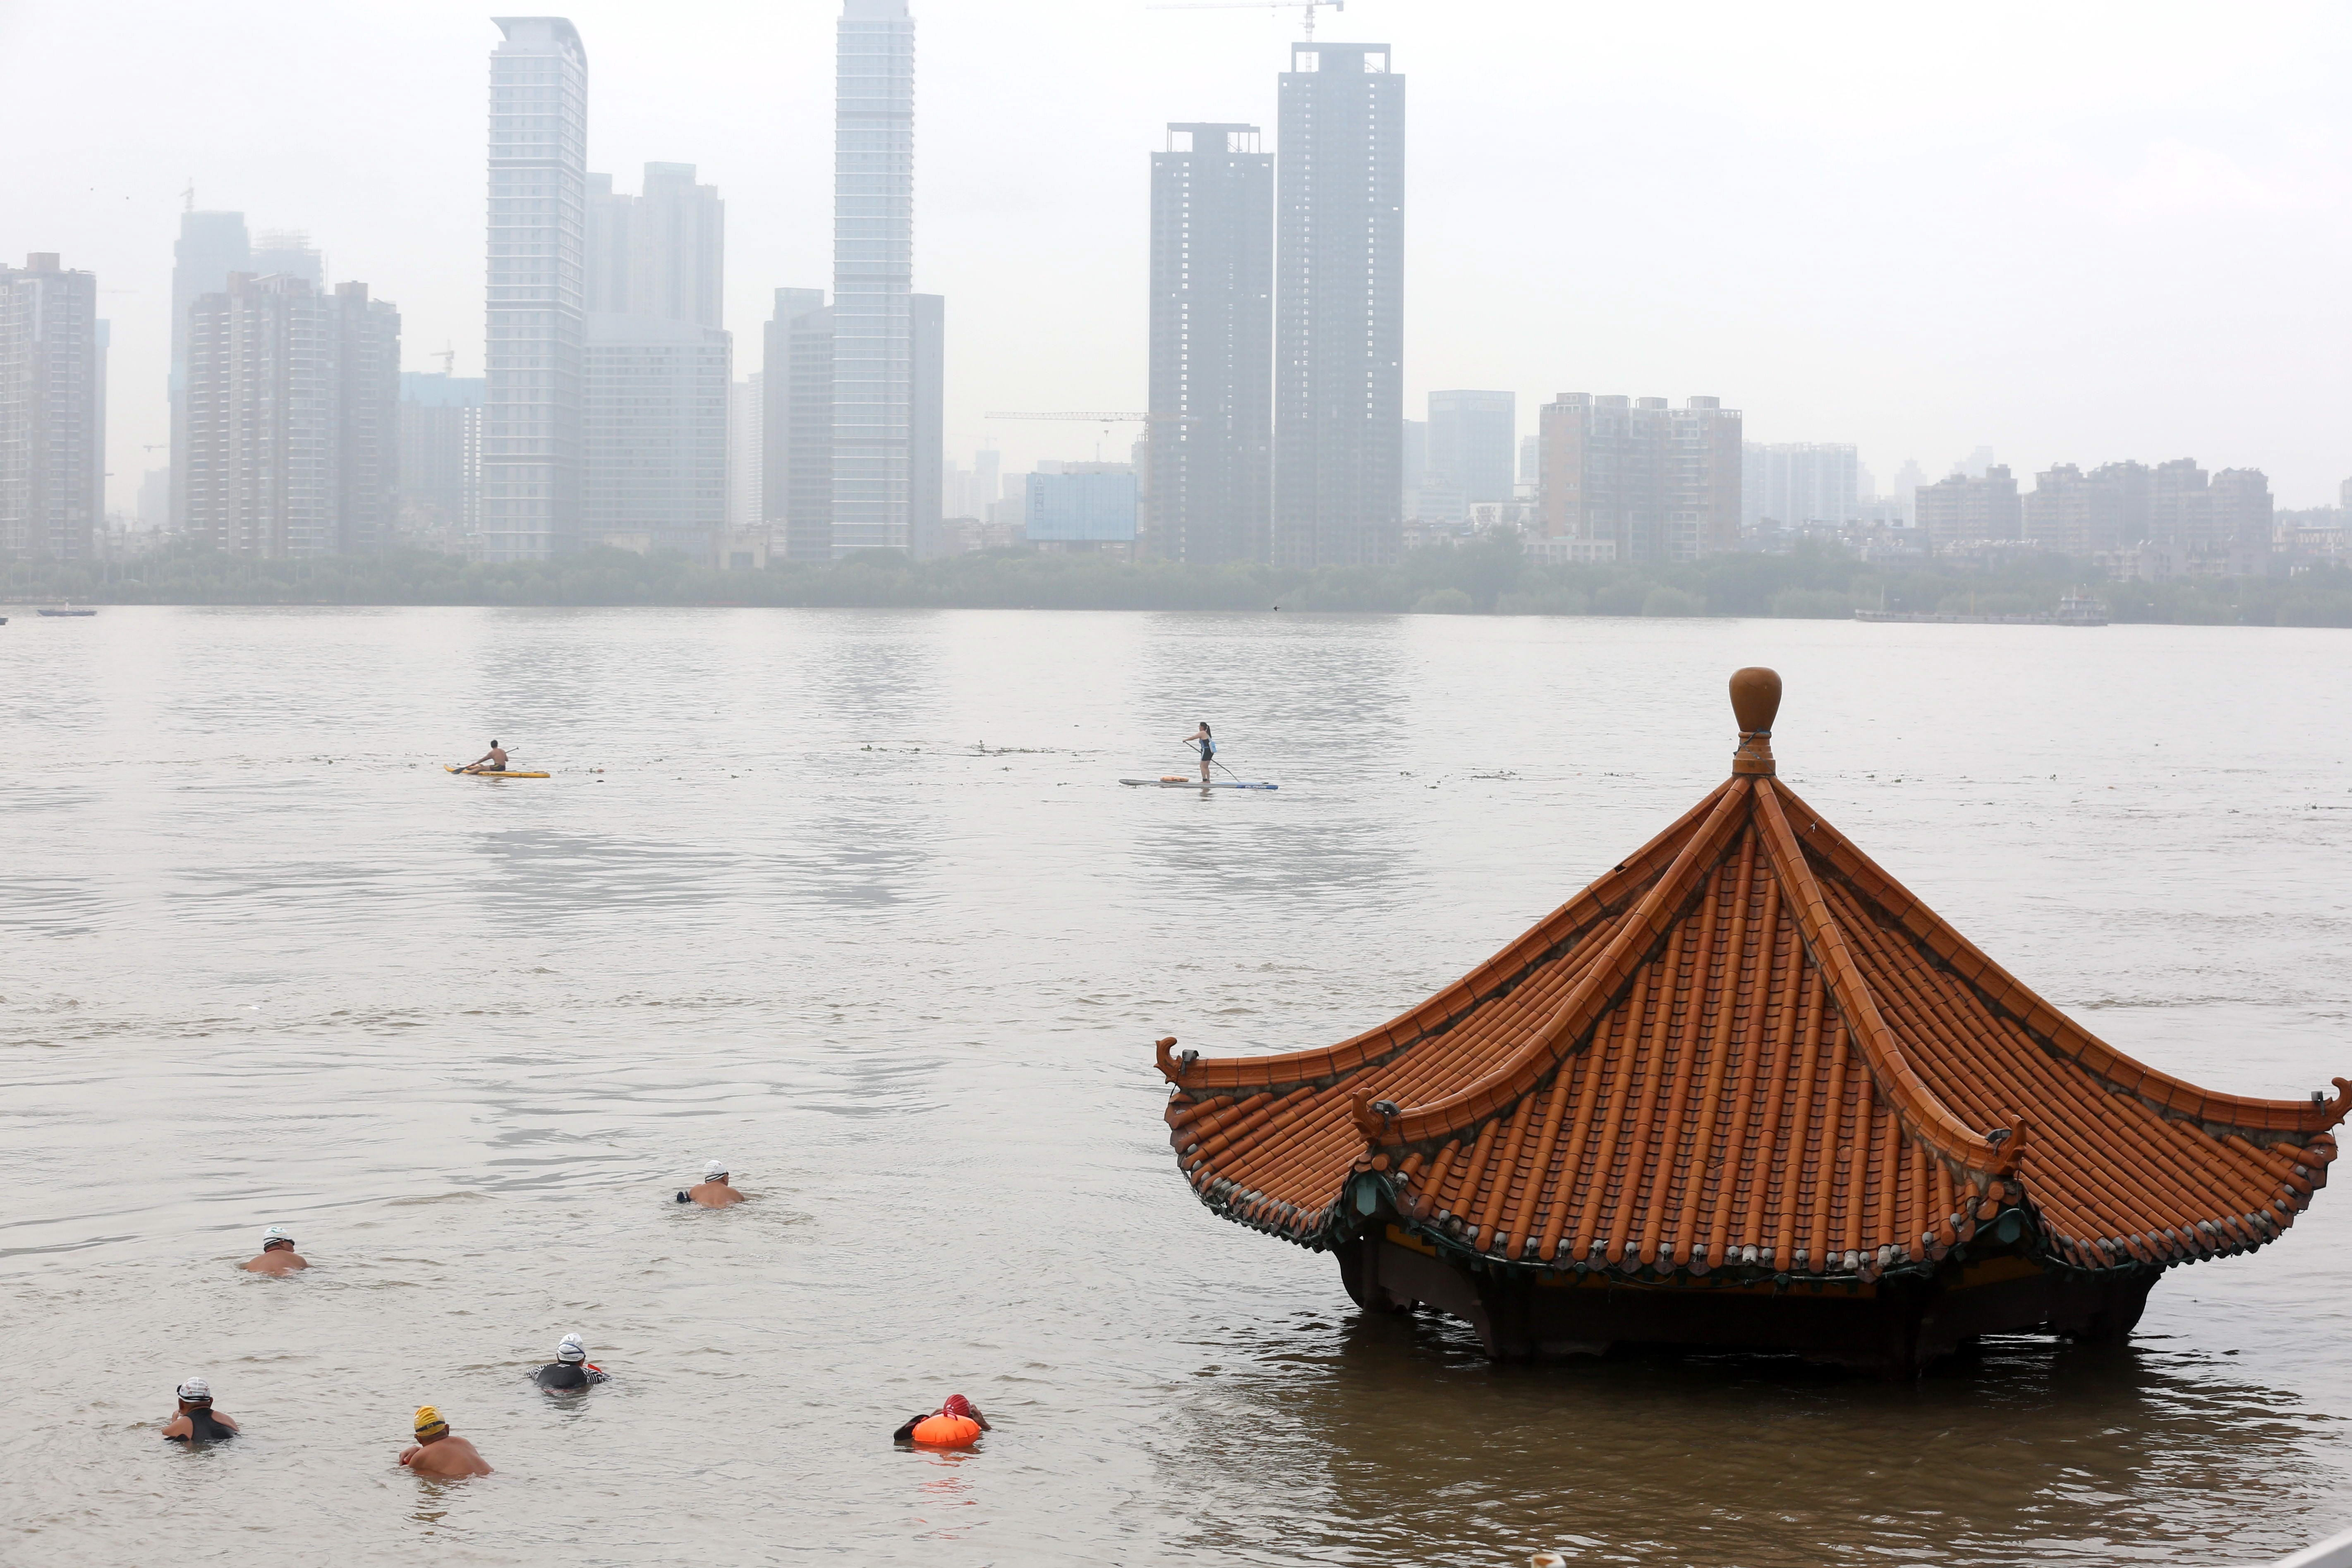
[{"x1": 1729, "y1": 666, "x2": 1781, "y2": 776}]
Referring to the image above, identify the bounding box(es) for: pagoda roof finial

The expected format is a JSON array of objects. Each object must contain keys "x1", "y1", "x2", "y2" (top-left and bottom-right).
[{"x1": 1730, "y1": 666, "x2": 1780, "y2": 776}]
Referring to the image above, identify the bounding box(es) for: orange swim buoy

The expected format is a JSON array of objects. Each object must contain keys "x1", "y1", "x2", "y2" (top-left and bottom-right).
[{"x1": 908, "y1": 1413, "x2": 982, "y2": 1448}]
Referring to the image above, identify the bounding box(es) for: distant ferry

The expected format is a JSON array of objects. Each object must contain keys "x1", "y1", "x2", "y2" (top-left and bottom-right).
[
  {"x1": 1853, "y1": 591, "x2": 2108, "y2": 627},
  {"x1": 36, "y1": 606, "x2": 97, "y2": 617}
]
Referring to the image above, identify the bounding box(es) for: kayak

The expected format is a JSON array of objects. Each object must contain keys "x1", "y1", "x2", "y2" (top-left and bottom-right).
[
  {"x1": 445, "y1": 766, "x2": 550, "y2": 778},
  {"x1": 1120, "y1": 777, "x2": 1279, "y2": 790}
]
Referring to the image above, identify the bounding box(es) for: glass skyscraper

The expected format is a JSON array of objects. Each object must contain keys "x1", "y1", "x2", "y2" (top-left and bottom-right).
[
  {"x1": 831, "y1": 0, "x2": 915, "y2": 554},
  {"x1": 484, "y1": 17, "x2": 588, "y2": 562}
]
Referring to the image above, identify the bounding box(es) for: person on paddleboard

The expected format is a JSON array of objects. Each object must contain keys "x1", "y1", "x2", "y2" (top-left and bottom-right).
[
  {"x1": 461, "y1": 740, "x2": 509, "y2": 775},
  {"x1": 1185, "y1": 722, "x2": 1216, "y2": 784}
]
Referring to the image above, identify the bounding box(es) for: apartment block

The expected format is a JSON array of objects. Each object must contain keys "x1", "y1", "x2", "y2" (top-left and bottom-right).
[
  {"x1": 1537, "y1": 394, "x2": 1741, "y2": 565},
  {"x1": 0, "y1": 254, "x2": 105, "y2": 560},
  {"x1": 1914, "y1": 465, "x2": 2022, "y2": 552}
]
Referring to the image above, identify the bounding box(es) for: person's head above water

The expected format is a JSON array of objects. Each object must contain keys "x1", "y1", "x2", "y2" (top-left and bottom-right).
[
  {"x1": 177, "y1": 1377, "x2": 212, "y2": 1408},
  {"x1": 556, "y1": 1333, "x2": 587, "y2": 1365},
  {"x1": 941, "y1": 1394, "x2": 977, "y2": 1420},
  {"x1": 414, "y1": 1405, "x2": 449, "y2": 1441},
  {"x1": 704, "y1": 1160, "x2": 728, "y2": 1183},
  {"x1": 260, "y1": 1226, "x2": 294, "y2": 1253}
]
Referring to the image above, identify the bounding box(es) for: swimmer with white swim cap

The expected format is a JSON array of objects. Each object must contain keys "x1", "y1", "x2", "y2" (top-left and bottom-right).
[
  {"x1": 678, "y1": 1160, "x2": 744, "y2": 1208},
  {"x1": 533, "y1": 1332, "x2": 610, "y2": 1391},
  {"x1": 240, "y1": 1226, "x2": 307, "y2": 1274},
  {"x1": 162, "y1": 1377, "x2": 239, "y2": 1443}
]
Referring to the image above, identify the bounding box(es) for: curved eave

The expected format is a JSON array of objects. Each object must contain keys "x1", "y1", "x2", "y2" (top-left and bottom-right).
[
  {"x1": 1772, "y1": 778, "x2": 2352, "y2": 1144},
  {"x1": 1153, "y1": 784, "x2": 1731, "y2": 1098}
]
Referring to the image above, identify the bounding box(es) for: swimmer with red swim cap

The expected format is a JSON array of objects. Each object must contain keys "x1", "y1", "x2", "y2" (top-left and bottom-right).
[{"x1": 893, "y1": 1393, "x2": 990, "y2": 1448}]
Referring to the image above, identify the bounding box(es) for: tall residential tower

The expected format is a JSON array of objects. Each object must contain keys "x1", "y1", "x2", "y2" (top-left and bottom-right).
[
  {"x1": 0, "y1": 255, "x2": 106, "y2": 560},
  {"x1": 1273, "y1": 41, "x2": 1404, "y2": 569},
  {"x1": 1149, "y1": 123, "x2": 1273, "y2": 564},
  {"x1": 832, "y1": 0, "x2": 916, "y2": 553},
  {"x1": 484, "y1": 17, "x2": 588, "y2": 561}
]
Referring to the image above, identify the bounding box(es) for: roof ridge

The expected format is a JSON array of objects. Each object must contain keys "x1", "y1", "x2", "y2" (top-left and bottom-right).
[
  {"x1": 1355, "y1": 776, "x2": 1758, "y2": 1151},
  {"x1": 1768, "y1": 779, "x2": 2352, "y2": 1141},
  {"x1": 1156, "y1": 779, "x2": 1739, "y2": 1096},
  {"x1": 1751, "y1": 778, "x2": 2014, "y2": 1180}
]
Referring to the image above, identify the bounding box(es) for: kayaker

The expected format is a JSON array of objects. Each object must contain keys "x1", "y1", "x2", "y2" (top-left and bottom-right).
[
  {"x1": 532, "y1": 1333, "x2": 609, "y2": 1391},
  {"x1": 1184, "y1": 721, "x2": 1216, "y2": 784},
  {"x1": 461, "y1": 740, "x2": 510, "y2": 775},
  {"x1": 893, "y1": 1393, "x2": 990, "y2": 1447},
  {"x1": 400, "y1": 1406, "x2": 493, "y2": 1477},
  {"x1": 240, "y1": 1226, "x2": 307, "y2": 1274},
  {"x1": 676, "y1": 1160, "x2": 744, "y2": 1207},
  {"x1": 161, "y1": 1378, "x2": 238, "y2": 1443}
]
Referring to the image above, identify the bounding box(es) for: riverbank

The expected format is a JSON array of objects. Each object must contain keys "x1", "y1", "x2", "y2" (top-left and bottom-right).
[{"x1": 9, "y1": 539, "x2": 2351, "y2": 625}]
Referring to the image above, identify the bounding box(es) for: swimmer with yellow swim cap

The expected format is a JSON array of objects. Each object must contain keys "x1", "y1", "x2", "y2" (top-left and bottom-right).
[
  {"x1": 398, "y1": 1405, "x2": 494, "y2": 1477},
  {"x1": 893, "y1": 1393, "x2": 990, "y2": 1448}
]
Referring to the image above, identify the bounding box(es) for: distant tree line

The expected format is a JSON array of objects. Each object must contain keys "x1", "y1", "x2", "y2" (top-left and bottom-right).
[{"x1": 8, "y1": 538, "x2": 2352, "y2": 627}]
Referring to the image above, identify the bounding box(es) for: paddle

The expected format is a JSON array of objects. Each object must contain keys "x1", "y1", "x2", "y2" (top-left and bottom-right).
[{"x1": 1184, "y1": 741, "x2": 1249, "y2": 787}]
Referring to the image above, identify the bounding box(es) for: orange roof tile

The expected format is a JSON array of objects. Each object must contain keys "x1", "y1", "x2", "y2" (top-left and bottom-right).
[{"x1": 1158, "y1": 668, "x2": 2347, "y2": 1286}]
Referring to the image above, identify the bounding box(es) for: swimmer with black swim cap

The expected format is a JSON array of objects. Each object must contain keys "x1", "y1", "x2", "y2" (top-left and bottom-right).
[
  {"x1": 532, "y1": 1332, "x2": 610, "y2": 1390},
  {"x1": 676, "y1": 1159, "x2": 744, "y2": 1207},
  {"x1": 162, "y1": 1377, "x2": 239, "y2": 1443}
]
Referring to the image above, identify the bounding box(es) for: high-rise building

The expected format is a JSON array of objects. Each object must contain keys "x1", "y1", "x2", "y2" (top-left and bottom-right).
[
  {"x1": 582, "y1": 313, "x2": 728, "y2": 557},
  {"x1": 833, "y1": 0, "x2": 916, "y2": 554},
  {"x1": 1742, "y1": 443, "x2": 1859, "y2": 529},
  {"x1": 335, "y1": 282, "x2": 402, "y2": 557},
  {"x1": 728, "y1": 373, "x2": 764, "y2": 531},
  {"x1": 219, "y1": 271, "x2": 338, "y2": 560},
  {"x1": 908, "y1": 292, "x2": 945, "y2": 558},
  {"x1": 1537, "y1": 394, "x2": 1741, "y2": 564},
  {"x1": 485, "y1": 16, "x2": 589, "y2": 562},
  {"x1": 1518, "y1": 433, "x2": 1539, "y2": 493},
  {"x1": 251, "y1": 230, "x2": 324, "y2": 287},
  {"x1": 1274, "y1": 41, "x2": 1404, "y2": 569},
  {"x1": 761, "y1": 287, "x2": 833, "y2": 561},
  {"x1": 400, "y1": 370, "x2": 485, "y2": 551},
  {"x1": 1149, "y1": 122, "x2": 1273, "y2": 564},
  {"x1": 587, "y1": 163, "x2": 723, "y2": 326},
  {"x1": 1914, "y1": 465, "x2": 2021, "y2": 551},
  {"x1": 1425, "y1": 391, "x2": 1514, "y2": 521},
  {"x1": 0, "y1": 254, "x2": 106, "y2": 560},
  {"x1": 582, "y1": 159, "x2": 730, "y2": 561},
  {"x1": 169, "y1": 211, "x2": 250, "y2": 535}
]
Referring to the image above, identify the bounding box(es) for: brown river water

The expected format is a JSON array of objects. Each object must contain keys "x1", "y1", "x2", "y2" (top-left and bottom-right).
[{"x1": 4, "y1": 606, "x2": 2349, "y2": 1566}]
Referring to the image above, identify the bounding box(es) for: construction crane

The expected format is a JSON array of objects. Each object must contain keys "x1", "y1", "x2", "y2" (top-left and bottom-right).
[
  {"x1": 985, "y1": 411, "x2": 1200, "y2": 471},
  {"x1": 1145, "y1": 0, "x2": 1344, "y2": 42}
]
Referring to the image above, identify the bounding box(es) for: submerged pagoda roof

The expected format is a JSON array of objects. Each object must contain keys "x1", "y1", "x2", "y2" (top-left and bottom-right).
[{"x1": 1159, "y1": 669, "x2": 2347, "y2": 1288}]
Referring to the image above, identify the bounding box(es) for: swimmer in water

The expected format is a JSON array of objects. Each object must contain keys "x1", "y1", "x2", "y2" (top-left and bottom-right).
[
  {"x1": 893, "y1": 1393, "x2": 991, "y2": 1446},
  {"x1": 532, "y1": 1333, "x2": 610, "y2": 1391},
  {"x1": 240, "y1": 1226, "x2": 307, "y2": 1274},
  {"x1": 399, "y1": 1405, "x2": 493, "y2": 1477},
  {"x1": 676, "y1": 1160, "x2": 744, "y2": 1207},
  {"x1": 460, "y1": 739, "x2": 510, "y2": 775},
  {"x1": 161, "y1": 1378, "x2": 239, "y2": 1443}
]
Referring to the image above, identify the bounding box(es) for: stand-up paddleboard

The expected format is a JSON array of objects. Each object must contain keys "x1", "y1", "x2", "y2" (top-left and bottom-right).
[
  {"x1": 1120, "y1": 776, "x2": 1278, "y2": 790},
  {"x1": 446, "y1": 766, "x2": 551, "y2": 778}
]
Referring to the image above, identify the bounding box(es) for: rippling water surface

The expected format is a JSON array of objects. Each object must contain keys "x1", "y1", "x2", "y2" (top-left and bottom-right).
[{"x1": 5, "y1": 606, "x2": 2350, "y2": 1566}]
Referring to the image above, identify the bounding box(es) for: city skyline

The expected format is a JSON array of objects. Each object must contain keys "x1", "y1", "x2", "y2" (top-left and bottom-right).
[{"x1": 6, "y1": 2, "x2": 2352, "y2": 507}]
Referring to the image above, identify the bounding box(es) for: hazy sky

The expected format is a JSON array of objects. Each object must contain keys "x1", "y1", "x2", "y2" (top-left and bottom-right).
[{"x1": 6, "y1": 0, "x2": 2350, "y2": 505}]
